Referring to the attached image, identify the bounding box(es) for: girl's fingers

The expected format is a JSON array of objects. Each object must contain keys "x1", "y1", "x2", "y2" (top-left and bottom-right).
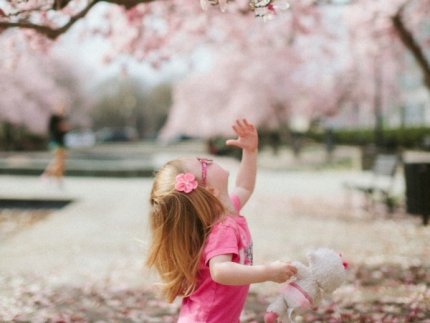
[
  {"x1": 232, "y1": 125, "x2": 243, "y2": 137},
  {"x1": 236, "y1": 119, "x2": 248, "y2": 132},
  {"x1": 239, "y1": 119, "x2": 255, "y2": 133},
  {"x1": 232, "y1": 124, "x2": 245, "y2": 137},
  {"x1": 225, "y1": 139, "x2": 241, "y2": 147},
  {"x1": 232, "y1": 119, "x2": 256, "y2": 137}
]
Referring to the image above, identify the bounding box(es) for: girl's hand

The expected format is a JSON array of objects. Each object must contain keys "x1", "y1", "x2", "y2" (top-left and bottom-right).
[
  {"x1": 265, "y1": 261, "x2": 297, "y2": 283},
  {"x1": 226, "y1": 119, "x2": 258, "y2": 152}
]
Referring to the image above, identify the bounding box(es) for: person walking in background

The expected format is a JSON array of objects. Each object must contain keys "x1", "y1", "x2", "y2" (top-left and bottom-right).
[
  {"x1": 324, "y1": 127, "x2": 336, "y2": 163},
  {"x1": 41, "y1": 104, "x2": 69, "y2": 186},
  {"x1": 146, "y1": 119, "x2": 297, "y2": 322}
]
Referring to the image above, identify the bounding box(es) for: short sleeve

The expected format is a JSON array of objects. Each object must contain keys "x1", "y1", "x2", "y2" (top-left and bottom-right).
[
  {"x1": 204, "y1": 222, "x2": 239, "y2": 265},
  {"x1": 230, "y1": 194, "x2": 242, "y2": 212}
]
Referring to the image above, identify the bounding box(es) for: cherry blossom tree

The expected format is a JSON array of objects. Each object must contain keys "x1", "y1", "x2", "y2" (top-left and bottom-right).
[
  {"x1": 159, "y1": 34, "x2": 348, "y2": 139},
  {"x1": 0, "y1": 31, "x2": 88, "y2": 134},
  {"x1": 157, "y1": 0, "x2": 429, "y2": 139},
  {"x1": 0, "y1": 0, "x2": 428, "y2": 139},
  {"x1": 0, "y1": 0, "x2": 427, "y2": 76},
  {"x1": 0, "y1": 0, "x2": 329, "y2": 139},
  {"x1": 335, "y1": 0, "x2": 429, "y2": 137},
  {"x1": 156, "y1": 6, "x2": 346, "y2": 139}
]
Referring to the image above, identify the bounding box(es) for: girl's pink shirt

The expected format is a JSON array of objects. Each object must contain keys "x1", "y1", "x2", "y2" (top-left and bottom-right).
[{"x1": 177, "y1": 195, "x2": 253, "y2": 323}]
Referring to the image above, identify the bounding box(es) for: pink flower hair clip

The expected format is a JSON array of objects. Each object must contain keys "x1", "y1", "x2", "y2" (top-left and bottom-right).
[{"x1": 175, "y1": 173, "x2": 198, "y2": 193}]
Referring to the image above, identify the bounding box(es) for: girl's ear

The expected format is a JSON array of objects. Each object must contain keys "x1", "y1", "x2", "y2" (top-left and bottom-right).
[{"x1": 205, "y1": 185, "x2": 219, "y2": 197}]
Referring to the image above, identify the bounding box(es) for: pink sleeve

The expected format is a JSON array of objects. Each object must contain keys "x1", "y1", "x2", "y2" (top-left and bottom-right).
[
  {"x1": 204, "y1": 223, "x2": 239, "y2": 265},
  {"x1": 230, "y1": 194, "x2": 241, "y2": 212}
]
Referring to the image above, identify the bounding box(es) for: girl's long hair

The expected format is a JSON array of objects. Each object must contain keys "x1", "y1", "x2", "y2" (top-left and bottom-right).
[{"x1": 146, "y1": 160, "x2": 225, "y2": 303}]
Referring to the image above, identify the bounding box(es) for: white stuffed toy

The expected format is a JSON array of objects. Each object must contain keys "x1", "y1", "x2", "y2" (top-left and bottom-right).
[{"x1": 265, "y1": 248, "x2": 348, "y2": 323}]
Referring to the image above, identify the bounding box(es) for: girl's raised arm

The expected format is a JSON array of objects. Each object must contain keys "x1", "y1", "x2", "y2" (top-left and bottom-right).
[{"x1": 226, "y1": 119, "x2": 258, "y2": 208}]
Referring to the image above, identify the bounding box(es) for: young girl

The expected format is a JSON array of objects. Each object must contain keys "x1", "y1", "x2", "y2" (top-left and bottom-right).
[{"x1": 147, "y1": 119, "x2": 297, "y2": 322}]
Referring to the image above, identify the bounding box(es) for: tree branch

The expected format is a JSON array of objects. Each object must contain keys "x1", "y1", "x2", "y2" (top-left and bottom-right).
[
  {"x1": 0, "y1": 0, "x2": 159, "y2": 39},
  {"x1": 4, "y1": 5, "x2": 51, "y2": 18},
  {"x1": 392, "y1": 5, "x2": 430, "y2": 92}
]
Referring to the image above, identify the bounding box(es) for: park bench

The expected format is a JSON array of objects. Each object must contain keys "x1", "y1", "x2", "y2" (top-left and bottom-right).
[{"x1": 344, "y1": 154, "x2": 400, "y2": 213}]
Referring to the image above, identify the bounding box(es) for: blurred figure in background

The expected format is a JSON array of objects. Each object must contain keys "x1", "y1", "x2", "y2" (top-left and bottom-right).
[
  {"x1": 41, "y1": 104, "x2": 69, "y2": 186},
  {"x1": 324, "y1": 127, "x2": 336, "y2": 163}
]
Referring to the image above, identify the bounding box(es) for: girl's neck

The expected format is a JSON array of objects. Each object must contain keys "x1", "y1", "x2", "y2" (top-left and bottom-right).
[{"x1": 217, "y1": 192, "x2": 238, "y2": 216}]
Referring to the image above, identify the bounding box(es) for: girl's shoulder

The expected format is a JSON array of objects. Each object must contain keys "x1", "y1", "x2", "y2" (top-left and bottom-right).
[
  {"x1": 215, "y1": 214, "x2": 246, "y2": 230},
  {"x1": 208, "y1": 216, "x2": 241, "y2": 241},
  {"x1": 219, "y1": 214, "x2": 237, "y2": 224}
]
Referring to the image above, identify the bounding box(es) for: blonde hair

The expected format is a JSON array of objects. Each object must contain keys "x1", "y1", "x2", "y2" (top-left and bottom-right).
[{"x1": 146, "y1": 159, "x2": 225, "y2": 303}]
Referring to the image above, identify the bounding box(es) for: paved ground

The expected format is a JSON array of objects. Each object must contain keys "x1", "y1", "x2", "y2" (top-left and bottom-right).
[{"x1": 0, "y1": 144, "x2": 429, "y2": 321}]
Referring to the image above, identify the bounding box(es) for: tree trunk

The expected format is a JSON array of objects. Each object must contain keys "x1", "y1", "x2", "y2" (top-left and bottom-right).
[{"x1": 392, "y1": 9, "x2": 430, "y2": 93}]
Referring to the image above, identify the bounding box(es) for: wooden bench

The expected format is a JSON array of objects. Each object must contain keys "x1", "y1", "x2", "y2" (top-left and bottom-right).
[{"x1": 344, "y1": 154, "x2": 400, "y2": 212}]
